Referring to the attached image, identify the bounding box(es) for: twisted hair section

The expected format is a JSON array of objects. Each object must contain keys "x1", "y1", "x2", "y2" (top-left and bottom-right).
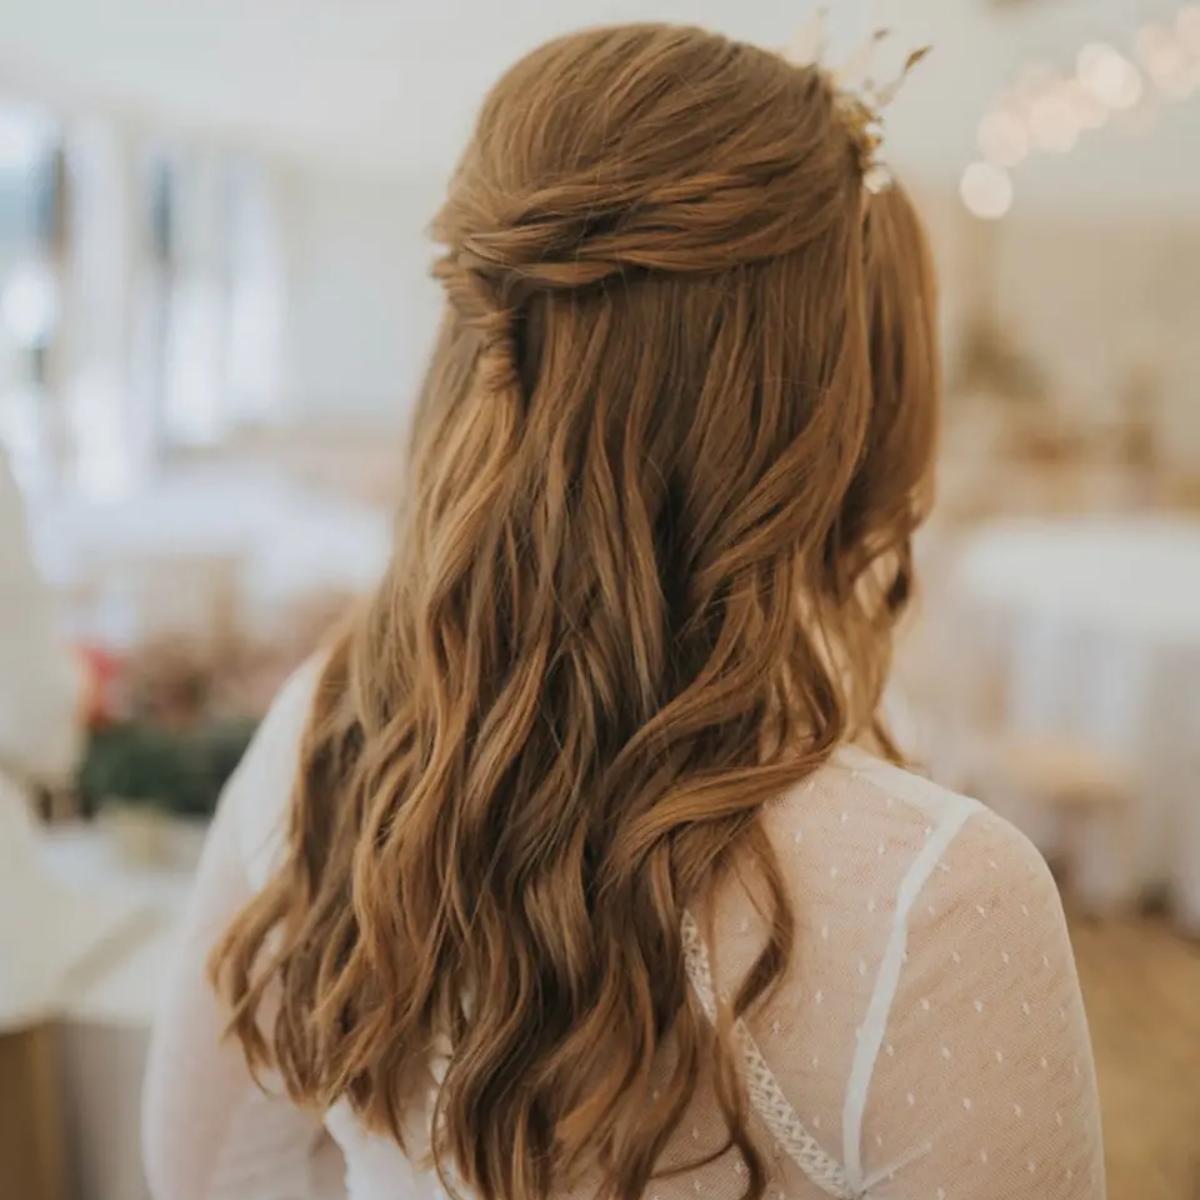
[{"x1": 212, "y1": 23, "x2": 939, "y2": 1200}]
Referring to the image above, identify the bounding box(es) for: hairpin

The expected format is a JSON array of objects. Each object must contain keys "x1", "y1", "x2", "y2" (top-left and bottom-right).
[{"x1": 783, "y1": 9, "x2": 930, "y2": 194}]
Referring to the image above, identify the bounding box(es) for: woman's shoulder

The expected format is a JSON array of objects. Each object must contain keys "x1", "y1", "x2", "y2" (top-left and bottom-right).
[
  {"x1": 764, "y1": 744, "x2": 1056, "y2": 918},
  {"x1": 223, "y1": 654, "x2": 327, "y2": 890},
  {"x1": 843, "y1": 747, "x2": 1056, "y2": 896}
]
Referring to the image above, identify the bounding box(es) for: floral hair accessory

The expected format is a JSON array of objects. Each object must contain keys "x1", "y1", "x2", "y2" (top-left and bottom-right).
[{"x1": 783, "y1": 9, "x2": 931, "y2": 194}]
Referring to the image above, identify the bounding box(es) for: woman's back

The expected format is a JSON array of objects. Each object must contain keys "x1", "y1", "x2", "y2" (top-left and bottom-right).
[
  {"x1": 145, "y1": 662, "x2": 1103, "y2": 1199},
  {"x1": 144, "y1": 22, "x2": 1104, "y2": 1200}
]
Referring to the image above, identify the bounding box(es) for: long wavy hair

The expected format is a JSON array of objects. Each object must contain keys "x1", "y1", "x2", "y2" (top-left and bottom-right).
[{"x1": 212, "y1": 23, "x2": 939, "y2": 1200}]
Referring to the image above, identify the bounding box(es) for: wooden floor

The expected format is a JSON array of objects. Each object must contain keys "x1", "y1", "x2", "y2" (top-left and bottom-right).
[{"x1": 1068, "y1": 912, "x2": 1200, "y2": 1200}]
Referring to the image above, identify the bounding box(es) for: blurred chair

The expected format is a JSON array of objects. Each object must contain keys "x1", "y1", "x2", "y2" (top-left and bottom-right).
[
  {"x1": 962, "y1": 733, "x2": 1137, "y2": 915},
  {"x1": 1155, "y1": 469, "x2": 1200, "y2": 514},
  {"x1": 0, "y1": 1024, "x2": 66, "y2": 1200},
  {"x1": 892, "y1": 577, "x2": 1138, "y2": 915}
]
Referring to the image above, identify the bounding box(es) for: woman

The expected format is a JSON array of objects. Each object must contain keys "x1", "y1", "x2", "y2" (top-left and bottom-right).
[
  {"x1": 144, "y1": 25, "x2": 1104, "y2": 1200},
  {"x1": 0, "y1": 445, "x2": 81, "y2": 798}
]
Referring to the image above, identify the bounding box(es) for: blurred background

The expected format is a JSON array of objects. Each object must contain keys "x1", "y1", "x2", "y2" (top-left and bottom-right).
[{"x1": 0, "y1": 1, "x2": 1197, "y2": 1198}]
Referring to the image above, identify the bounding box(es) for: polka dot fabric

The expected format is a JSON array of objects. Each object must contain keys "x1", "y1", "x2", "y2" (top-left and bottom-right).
[
  {"x1": 854, "y1": 802, "x2": 1103, "y2": 1197},
  {"x1": 143, "y1": 668, "x2": 1105, "y2": 1199},
  {"x1": 670, "y1": 751, "x2": 1104, "y2": 1198}
]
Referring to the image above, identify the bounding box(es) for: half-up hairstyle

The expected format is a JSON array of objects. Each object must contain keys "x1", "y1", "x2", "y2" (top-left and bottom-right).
[{"x1": 212, "y1": 22, "x2": 939, "y2": 1200}]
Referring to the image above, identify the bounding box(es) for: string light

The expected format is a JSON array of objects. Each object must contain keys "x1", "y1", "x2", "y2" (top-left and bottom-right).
[
  {"x1": 977, "y1": 108, "x2": 1030, "y2": 167},
  {"x1": 1177, "y1": 6, "x2": 1200, "y2": 55},
  {"x1": 1063, "y1": 80, "x2": 1110, "y2": 130},
  {"x1": 1076, "y1": 43, "x2": 1114, "y2": 86},
  {"x1": 1078, "y1": 43, "x2": 1144, "y2": 109},
  {"x1": 1136, "y1": 21, "x2": 1173, "y2": 61},
  {"x1": 960, "y1": 162, "x2": 1013, "y2": 220},
  {"x1": 963, "y1": 6, "x2": 1198, "y2": 218},
  {"x1": 1028, "y1": 91, "x2": 1080, "y2": 152},
  {"x1": 1136, "y1": 23, "x2": 1198, "y2": 97}
]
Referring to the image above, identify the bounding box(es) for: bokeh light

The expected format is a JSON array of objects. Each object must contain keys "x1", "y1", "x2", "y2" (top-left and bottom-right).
[{"x1": 960, "y1": 161, "x2": 1014, "y2": 220}]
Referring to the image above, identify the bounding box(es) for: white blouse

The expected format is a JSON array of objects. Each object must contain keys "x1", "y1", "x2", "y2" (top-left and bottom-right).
[{"x1": 143, "y1": 662, "x2": 1105, "y2": 1200}]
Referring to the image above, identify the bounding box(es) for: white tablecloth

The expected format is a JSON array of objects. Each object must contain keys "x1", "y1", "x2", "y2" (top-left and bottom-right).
[
  {"x1": 29, "y1": 824, "x2": 199, "y2": 1200},
  {"x1": 32, "y1": 823, "x2": 347, "y2": 1200},
  {"x1": 952, "y1": 516, "x2": 1200, "y2": 929},
  {"x1": 32, "y1": 464, "x2": 390, "y2": 647}
]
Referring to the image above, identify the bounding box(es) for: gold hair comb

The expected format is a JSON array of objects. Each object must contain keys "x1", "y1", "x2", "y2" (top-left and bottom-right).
[{"x1": 783, "y1": 9, "x2": 930, "y2": 194}]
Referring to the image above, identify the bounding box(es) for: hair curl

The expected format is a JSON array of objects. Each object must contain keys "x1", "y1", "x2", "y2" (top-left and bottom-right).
[{"x1": 212, "y1": 23, "x2": 939, "y2": 1200}]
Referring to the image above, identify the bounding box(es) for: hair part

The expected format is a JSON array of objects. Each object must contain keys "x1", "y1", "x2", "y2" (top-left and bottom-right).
[{"x1": 212, "y1": 22, "x2": 939, "y2": 1200}]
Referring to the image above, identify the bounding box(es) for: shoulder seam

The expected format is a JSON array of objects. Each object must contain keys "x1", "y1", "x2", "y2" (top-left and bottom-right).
[{"x1": 832, "y1": 746, "x2": 983, "y2": 825}]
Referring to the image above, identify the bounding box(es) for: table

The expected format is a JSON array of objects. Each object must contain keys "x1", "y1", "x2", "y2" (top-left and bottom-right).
[
  {"x1": 16, "y1": 822, "x2": 201, "y2": 1200},
  {"x1": 951, "y1": 516, "x2": 1200, "y2": 930},
  {"x1": 31, "y1": 822, "x2": 345, "y2": 1200}
]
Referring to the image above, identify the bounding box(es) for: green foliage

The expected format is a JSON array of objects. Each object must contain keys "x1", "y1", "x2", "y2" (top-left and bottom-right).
[{"x1": 79, "y1": 718, "x2": 258, "y2": 817}]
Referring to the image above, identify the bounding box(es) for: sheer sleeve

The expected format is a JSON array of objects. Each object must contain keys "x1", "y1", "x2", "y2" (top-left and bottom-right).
[
  {"x1": 677, "y1": 754, "x2": 1104, "y2": 1200},
  {"x1": 858, "y1": 808, "x2": 1105, "y2": 1199},
  {"x1": 142, "y1": 661, "x2": 342, "y2": 1200}
]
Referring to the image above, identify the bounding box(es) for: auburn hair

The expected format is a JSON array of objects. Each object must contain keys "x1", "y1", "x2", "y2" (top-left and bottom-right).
[{"x1": 212, "y1": 22, "x2": 939, "y2": 1200}]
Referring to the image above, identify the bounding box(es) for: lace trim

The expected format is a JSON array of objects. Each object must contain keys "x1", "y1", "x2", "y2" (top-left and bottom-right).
[{"x1": 680, "y1": 911, "x2": 858, "y2": 1200}]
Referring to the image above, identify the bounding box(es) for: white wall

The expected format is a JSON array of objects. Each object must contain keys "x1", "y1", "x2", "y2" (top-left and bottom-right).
[{"x1": 273, "y1": 167, "x2": 443, "y2": 427}]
